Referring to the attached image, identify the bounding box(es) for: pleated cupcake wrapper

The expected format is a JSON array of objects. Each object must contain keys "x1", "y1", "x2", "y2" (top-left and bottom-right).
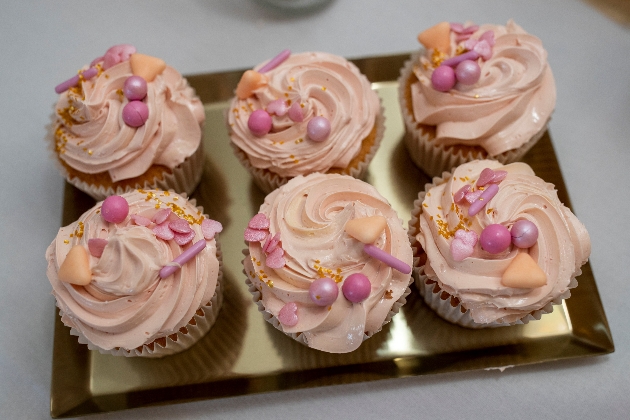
[
  {"x1": 408, "y1": 171, "x2": 577, "y2": 329},
  {"x1": 398, "y1": 51, "x2": 548, "y2": 178},
  {"x1": 231, "y1": 102, "x2": 385, "y2": 194},
  {"x1": 242, "y1": 248, "x2": 412, "y2": 352}
]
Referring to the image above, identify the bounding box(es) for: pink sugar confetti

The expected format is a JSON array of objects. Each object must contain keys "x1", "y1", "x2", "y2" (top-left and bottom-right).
[
  {"x1": 278, "y1": 302, "x2": 298, "y2": 327},
  {"x1": 263, "y1": 233, "x2": 281, "y2": 254},
  {"x1": 248, "y1": 213, "x2": 270, "y2": 230},
  {"x1": 491, "y1": 170, "x2": 507, "y2": 183},
  {"x1": 479, "y1": 30, "x2": 495, "y2": 47},
  {"x1": 288, "y1": 102, "x2": 304, "y2": 122},
  {"x1": 266, "y1": 99, "x2": 288, "y2": 117},
  {"x1": 244, "y1": 228, "x2": 268, "y2": 242},
  {"x1": 465, "y1": 190, "x2": 484, "y2": 204},
  {"x1": 152, "y1": 208, "x2": 172, "y2": 224},
  {"x1": 455, "y1": 229, "x2": 478, "y2": 247},
  {"x1": 169, "y1": 218, "x2": 192, "y2": 234},
  {"x1": 265, "y1": 246, "x2": 286, "y2": 269},
  {"x1": 131, "y1": 214, "x2": 152, "y2": 227},
  {"x1": 202, "y1": 219, "x2": 223, "y2": 240},
  {"x1": 153, "y1": 221, "x2": 175, "y2": 240},
  {"x1": 450, "y1": 238, "x2": 474, "y2": 261},
  {"x1": 477, "y1": 168, "x2": 496, "y2": 187},
  {"x1": 454, "y1": 184, "x2": 471, "y2": 203},
  {"x1": 473, "y1": 40, "x2": 493, "y2": 60},
  {"x1": 173, "y1": 230, "x2": 196, "y2": 246},
  {"x1": 87, "y1": 238, "x2": 108, "y2": 258}
]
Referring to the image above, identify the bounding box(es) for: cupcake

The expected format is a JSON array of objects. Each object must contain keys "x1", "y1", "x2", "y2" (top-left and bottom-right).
[
  {"x1": 242, "y1": 173, "x2": 412, "y2": 353},
  {"x1": 399, "y1": 20, "x2": 556, "y2": 177},
  {"x1": 45, "y1": 190, "x2": 224, "y2": 357},
  {"x1": 50, "y1": 44, "x2": 205, "y2": 200},
  {"x1": 408, "y1": 160, "x2": 591, "y2": 328},
  {"x1": 227, "y1": 50, "x2": 384, "y2": 193}
]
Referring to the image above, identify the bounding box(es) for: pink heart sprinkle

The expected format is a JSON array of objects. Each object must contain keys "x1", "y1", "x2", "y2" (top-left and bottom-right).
[
  {"x1": 450, "y1": 23, "x2": 464, "y2": 33},
  {"x1": 491, "y1": 170, "x2": 507, "y2": 183},
  {"x1": 152, "y1": 208, "x2": 172, "y2": 224},
  {"x1": 87, "y1": 238, "x2": 108, "y2": 258},
  {"x1": 244, "y1": 228, "x2": 268, "y2": 242},
  {"x1": 455, "y1": 33, "x2": 472, "y2": 43},
  {"x1": 288, "y1": 102, "x2": 304, "y2": 122},
  {"x1": 450, "y1": 238, "x2": 474, "y2": 262},
  {"x1": 455, "y1": 229, "x2": 478, "y2": 247},
  {"x1": 169, "y1": 218, "x2": 192, "y2": 234},
  {"x1": 102, "y1": 44, "x2": 136, "y2": 70},
  {"x1": 153, "y1": 222, "x2": 175, "y2": 241},
  {"x1": 465, "y1": 190, "x2": 483, "y2": 204},
  {"x1": 278, "y1": 302, "x2": 298, "y2": 327},
  {"x1": 479, "y1": 30, "x2": 495, "y2": 47},
  {"x1": 173, "y1": 230, "x2": 196, "y2": 246},
  {"x1": 202, "y1": 219, "x2": 223, "y2": 240},
  {"x1": 266, "y1": 99, "x2": 288, "y2": 117},
  {"x1": 473, "y1": 40, "x2": 492, "y2": 61},
  {"x1": 265, "y1": 246, "x2": 286, "y2": 269},
  {"x1": 464, "y1": 38, "x2": 478, "y2": 51},
  {"x1": 264, "y1": 233, "x2": 281, "y2": 254},
  {"x1": 131, "y1": 214, "x2": 152, "y2": 227},
  {"x1": 454, "y1": 184, "x2": 471, "y2": 203},
  {"x1": 248, "y1": 213, "x2": 270, "y2": 230},
  {"x1": 477, "y1": 168, "x2": 496, "y2": 187}
]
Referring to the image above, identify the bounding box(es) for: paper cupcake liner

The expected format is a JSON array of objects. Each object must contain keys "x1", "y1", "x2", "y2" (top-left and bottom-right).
[
  {"x1": 398, "y1": 51, "x2": 548, "y2": 178},
  {"x1": 231, "y1": 103, "x2": 385, "y2": 194},
  {"x1": 407, "y1": 170, "x2": 577, "y2": 329}
]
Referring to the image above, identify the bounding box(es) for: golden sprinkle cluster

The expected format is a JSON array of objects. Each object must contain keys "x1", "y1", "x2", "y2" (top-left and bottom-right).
[
  {"x1": 138, "y1": 190, "x2": 204, "y2": 225},
  {"x1": 252, "y1": 258, "x2": 274, "y2": 287},
  {"x1": 432, "y1": 203, "x2": 472, "y2": 239},
  {"x1": 74, "y1": 221, "x2": 85, "y2": 238},
  {"x1": 312, "y1": 261, "x2": 343, "y2": 283},
  {"x1": 431, "y1": 49, "x2": 447, "y2": 67}
]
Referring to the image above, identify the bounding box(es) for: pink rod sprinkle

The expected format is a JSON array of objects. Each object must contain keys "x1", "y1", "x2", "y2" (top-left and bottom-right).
[
  {"x1": 363, "y1": 244, "x2": 411, "y2": 274},
  {"x1": 258, "y1": 49, "x2": 291, "y2": 73},
  {"x1": 441, "y1": 50, "x2": 480, "y2": 68},
  {"x1": 54, "y1": 67, "x2": 99, "y2": 94},
  {"x1": 159, "y1": 239, "x2": 206, "y2": 279},
  {"x1": 468, "y1": 183, "x2": 499, "y2": 217}
]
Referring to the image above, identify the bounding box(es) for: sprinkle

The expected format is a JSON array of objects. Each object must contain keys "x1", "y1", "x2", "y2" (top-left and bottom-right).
[
  {"x1": 363, "y1": 244, "x2": 411, "y2": 274},
  {"x1": 159, "y1": 239, "x2": 206, "y2": 278},
  {"x1": 258, "y1": 49, "x2": 291, "y2": 73}
]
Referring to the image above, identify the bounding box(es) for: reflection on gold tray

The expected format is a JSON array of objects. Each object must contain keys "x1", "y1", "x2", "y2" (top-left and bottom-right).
[{"x1": 50, "y1": 53, "x2": 614, "y2": 418}]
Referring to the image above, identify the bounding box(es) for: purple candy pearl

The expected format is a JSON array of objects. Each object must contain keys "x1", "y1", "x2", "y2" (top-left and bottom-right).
[
  {"x1": 122, "y1": 101, "x2": 149, "y2": 127},
  {"x1": 248, "y1": 109, "x2": 272, "y2": 137},
  {"x1": 479, "y1": 224, "x2": 512, "y2": 254},
  {"x1": 307, "y1": 116, "x2": 331, "y2": 142},
  {"x1": 431, "y1": 65, "x2": 456, "y2": 92},
  {"x1": 123, "y1": 76, "x2": 148, "y2": 101},
  {"x1": 308, "y1": 277, "x2": 339, "y2": 306},
  {"x1": 455, "y1": 60, "x2": 481, "y2": 85},
  {"x1": 511, "y1": 220, "x2": 539, "y2": 248},
  {"x1": 342, "y1": 273, "x2": 371, "y2": 303},
  {"x1": 101, "y1": 195, "x2": 129, "y2": 224}
]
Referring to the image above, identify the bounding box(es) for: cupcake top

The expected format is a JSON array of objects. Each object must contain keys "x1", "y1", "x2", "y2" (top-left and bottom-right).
[
  {"x1": 227, "y1": 51, "x2": 380, "y2": 178},
  {"x1": 244, "y1": 173, "x2": 412, "y2": 353},
  {"x1": 414, "y1": 160, "x2": 590, "y2": 324},
  {"x1": 53, "y1": 44, "x2": 205, "y2": 182},
  {"x1": 45, "y1": 190, "x2": 222, "y2": 351},
  {"x1": 410, "y1": 20, "x2": 556, "y2": 156}
]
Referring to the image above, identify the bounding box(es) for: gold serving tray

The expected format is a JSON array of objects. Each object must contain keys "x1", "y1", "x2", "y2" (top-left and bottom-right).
[{"x1": 50, "y1": 53, "x2": 614, "y2": 418}]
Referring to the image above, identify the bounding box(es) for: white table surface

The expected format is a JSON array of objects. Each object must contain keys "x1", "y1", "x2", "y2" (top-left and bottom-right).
[{"x1": 1, "y1": 1, "x2": 628, "y2": 418}]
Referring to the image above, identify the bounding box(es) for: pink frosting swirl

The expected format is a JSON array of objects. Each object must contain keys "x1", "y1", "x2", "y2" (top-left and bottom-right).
[
  {"x1": 411, "y1": 20, "x2": 556, "y2": 156},
  {"x1": 416, "y1": 161, "x2": 590, "y2": 324},
  {"x1": 246, "y1": 173, "x2": 412, "y2": 353},
  {"x1": 227, "y1": 52, "x2": 380, "y2": 178},
  {"x1": 53, "y1": 60, "x2": 204, "y2": 182},
  {"x1": 45, "y1": 190, "x2": 220, "y2": 350}
]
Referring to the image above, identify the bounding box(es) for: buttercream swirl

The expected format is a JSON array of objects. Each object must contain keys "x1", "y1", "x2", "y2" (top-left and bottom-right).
[
  {"x1": 45, "y1": 190, "x2": 220, "y2": 350},
  {"x1": 411, "y1": 20, "x2": 556, "y2": 156},
  {"x1": 54, "y1": 61, "x2": 204, "y2": 182},
  {"x1": 246, "y1": 173, "x2": 412, "y2": 353},
  {"x1": 416, "y1": 160, "x2": 590, "y2": 324},
  {"x1": 228, "y1": 52, "x2": 380, "y2": 177}
]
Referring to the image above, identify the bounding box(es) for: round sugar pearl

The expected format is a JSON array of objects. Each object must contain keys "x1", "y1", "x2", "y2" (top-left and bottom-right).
[
  {"x1": 248, "y1": 109, "x2": 272, "y2": 137},
  {"x1": 101, "y1": 195, "x2": 129, "y2": 223},
  {"x1": 342, "y1": 273, "x2": 371, "y2": 303},
  {"x1": 431, "y1": 65, "x2": 456, "y2": 92},
  {"x1": 123, "y1": 76, "x2": 148, "y2": 101},
  {"x1": 308, "y1": 277, "x2": 338, "y2": 306},
  {"x1": 122, "y1": 101, "x2": 149, "y2": 127},
  {"x1": 307, "y1": 116, "x2": 331, "y2": 142},
  {"x1": 479, "y1": 224, "x2": 511, "y2": 254},
  {"x1": 455, "y1": 60, "x2": 481, "y2": 85},
  {"x1": 511, "y1": 220, "x2": 539, "y2": 248}
]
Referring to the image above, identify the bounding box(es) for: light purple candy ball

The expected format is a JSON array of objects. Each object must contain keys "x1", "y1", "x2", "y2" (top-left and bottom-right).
[
  {"x1": 308, "y1": 277, "x2": 339, "y2": 306},
  {"x1": 248, "y1": 109, "x2": 272, "y2": 137},
  {"x1": 455, "y1": 60, "x2": 481, "y2": 85},
  {"x1": 342, "y1": 273, "x2": 371, "y2": 303},
  {"x1": 431, "y1": 65, "x2": 456, "y2": 92},
  {"x1": 101, "y1": 195, "x2": 129, "y2": 224},
  {"x1": 307, "y1": 116, "x2": 331, "y2": 142},
  {"x1": 511, "y1": 220, "x2": 539, "y2": 248},
  {"x1": 123, "y1": 76, "x2": 148, "y2": 101},
  {"x1": 479, "y1": 224, "x2": 511, "y2": 254},
  {"x1": 122, "y1": 101, "x2": 149, "y2": 127}
]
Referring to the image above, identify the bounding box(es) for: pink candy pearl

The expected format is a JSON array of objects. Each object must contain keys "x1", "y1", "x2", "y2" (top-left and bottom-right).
[
  {"x1": 101, "y1": 195, "x2": 129, "y2": 223},
  {"x1": 342, "y1": 273, "x2": 371, "y2": 303},
  {"x1": 455, "y1": 60, "x2": 481, "y2": 85},
  {"x1": 479, "y1": 224, "x2": 511, "y2": 254},
  {"x1": 431, "y1": 65, "x2": 456, "y2": 92},
  {"x1": 122, "y1": 101, "x2": 149, "y2": 127},
  {"x1": 248, "y1": 109, "x2": 272, "y2": 137},
  {"x1": 308, "y1": 277, "x2": 339, "y2": 306},
  {"x1": 123, "y1": 76, "x2": 148, "y2": 101},
  {"x1": 511, "y1": 220, "x2": 539, "y2": 248},
  {"x1": 307, "y1": 116, "x2": 331, "y2": 142}
]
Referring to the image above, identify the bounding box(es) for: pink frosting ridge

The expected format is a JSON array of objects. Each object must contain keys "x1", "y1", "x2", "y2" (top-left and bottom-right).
[
  {"x1": 411, "y1": 20, "x2": 556, "y2": 156},
  {"x1": 53, "y1": 57, "x2": 204, "y2": 182},
  {"x1": 245, "y1": 173, "x2": 412, "y2": 353},
  {"x1": 45, "y1": 190, "x2": 220, "y2": 351},
  {"x1": 416, "y1": 160, "x2": 590, "y2": 324},
  {"x1": 228, "y1": 52, "x2": 380, "y2": 178}
]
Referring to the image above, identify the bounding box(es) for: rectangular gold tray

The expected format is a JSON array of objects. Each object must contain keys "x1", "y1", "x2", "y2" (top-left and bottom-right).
[{"x1": 50, "y1": 53, "x2": 614, "y2": 418}]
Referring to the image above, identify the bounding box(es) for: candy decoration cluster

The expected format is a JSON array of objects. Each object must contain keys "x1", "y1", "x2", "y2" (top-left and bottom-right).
[{"x1": 244, "y1": 213, "x2": 286, "y2": 268}]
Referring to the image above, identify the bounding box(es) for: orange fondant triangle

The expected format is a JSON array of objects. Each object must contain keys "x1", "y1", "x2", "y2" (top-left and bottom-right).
[
  {"x1": 58, "y1": 245, "x2": 92, "y2": 286},
  {"x1": 345, "y1": 215, "x2": 387, "y2": 244},
  {"x1": 130, "y1": 53, "x2": 166, "y2": 82},
  {"x1": 417, "y1": 22, "x2": 451, "y2": 54},
  {"x1": 236, "y1": 70, "x2": 268, "y2": 99},
  {"x1": 501, "y1": 252, "x2": 547, "y2": 288}
]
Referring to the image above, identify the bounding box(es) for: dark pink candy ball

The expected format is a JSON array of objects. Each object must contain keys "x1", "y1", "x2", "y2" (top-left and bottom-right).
[
  {"x1": 511, "y1": 220, "x2": 539, "y2": 248},
  {"x1": 479, "y1": 224, "x2": 511, "y2": 254},
  {"x1": 122, "y1": 101, "x2": 149, "y2": 127},
  {"x1": 308, "y1": 277, "x2": 339, "y2": 306},
  {"x1": 248, "y1": 109, "x2": 272, "y2": 137},
  {"x1": 342, "y1": 273, "x2": 371, "y2": 303},
  {"x1": 101, "y1": 195, "x2": 129, "y2": 224},
  {"x1": 455, "y1": 60, "x2": 481, "y2": 85},
  {"x1": 123, "y1": 76, "x2": 148, "y2": 101},
  {"x1": 431, "y1": 65, "x2": 456, "y2": 92}
]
